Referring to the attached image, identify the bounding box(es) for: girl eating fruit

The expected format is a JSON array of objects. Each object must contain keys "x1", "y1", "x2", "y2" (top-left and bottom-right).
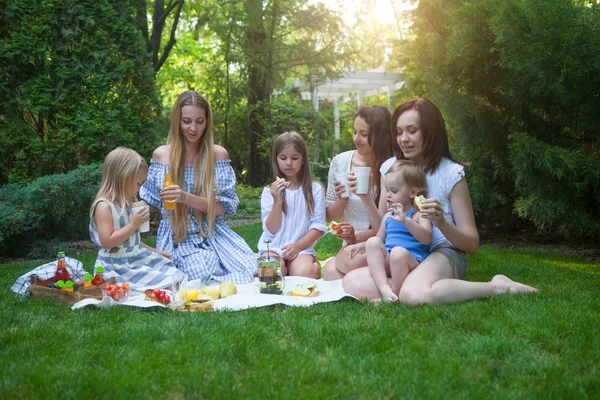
[
  {"x1": 352, "y1": 160, "x2": 432, "y2": 302},
  {"x1": 257, "y1": 131, "x2": 326, "y2": 278},
  {"x1": 139, "y1": 90, "x2": 257, "y2": 283},
  {"x1": 89, "y1": 147, "x2": 184, "y2": 290},
  {"x1": 342, "y1": 98, "x2": 538, "y2": 303}
]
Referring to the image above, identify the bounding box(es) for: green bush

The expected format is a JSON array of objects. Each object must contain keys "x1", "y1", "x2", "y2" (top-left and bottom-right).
[
  {"x1": 0, "y1": 164, "x2": 101, "y2": 258},
  {"x1": 0, "y1": 0, "x2": 161, "y2": 185},
  {"x1": 233, "y1": 184, "x2": 262, "y2": 219},
  {"x1": 509, "y1": 133, "x2": 600, "y2": 238}
]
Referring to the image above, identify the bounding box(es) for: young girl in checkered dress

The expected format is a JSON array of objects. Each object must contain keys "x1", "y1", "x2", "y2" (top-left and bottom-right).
[
  {"x1": 140, "y1": 91, "x2": 257, "y2": 283},
  {"x1": 89, "y1": 147, "x2": 184, "y2": 290}
]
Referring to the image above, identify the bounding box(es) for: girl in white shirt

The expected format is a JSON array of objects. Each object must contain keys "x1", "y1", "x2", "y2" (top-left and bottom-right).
[
  {"x1": 342, "y1": 98, "x2": 538, "y2": 303},
  {"x1": 258, "y1": 131, "x2": 326, "y2": 278}
]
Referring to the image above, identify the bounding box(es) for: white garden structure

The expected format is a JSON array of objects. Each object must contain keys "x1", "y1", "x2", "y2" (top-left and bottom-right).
[{"x1": 294, "y1": 68, "x2": 404, "y2": 140}]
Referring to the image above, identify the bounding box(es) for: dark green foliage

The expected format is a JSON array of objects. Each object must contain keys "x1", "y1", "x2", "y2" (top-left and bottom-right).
[
  {"x1": 0, "y1": 0, "x2": 162, "y2": 184},
  {"x1": 0, "y1": 164, "x2": 101, "y2": 257},
  {"x1": 231, "y1": 184, "x2": 262, "y2": 219},
  {"x1": 403, "y1": 0, "x2": 600, "y2": 237},
  {"x1": 509, "y1": 133, "x2": 600, "y2": 237},
  {"x1": 225, "y1": 94, "x2": 333, "y2": 187}
]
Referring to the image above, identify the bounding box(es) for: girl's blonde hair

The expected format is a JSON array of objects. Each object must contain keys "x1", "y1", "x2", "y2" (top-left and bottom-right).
[
  {"x1": 387, "y1": 159, "x2": 428, "y2": 198},
  {"x1": 168, "y1": 90, "x2": 217, "y2": 242},
  {"x1": 91, "y1": 147, "x2": 148, "y2": 215},
  {"x1": 271, "y1": 131, "x2": 316, "y2": 215}
]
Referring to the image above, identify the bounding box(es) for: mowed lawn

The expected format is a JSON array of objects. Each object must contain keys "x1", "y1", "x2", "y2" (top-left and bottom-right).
[{"x1": 0, "y1": 222, "x2": 598, "y2": 399}]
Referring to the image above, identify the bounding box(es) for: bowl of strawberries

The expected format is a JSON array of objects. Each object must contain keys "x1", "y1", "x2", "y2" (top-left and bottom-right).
[{"x1": 102, "y1": 282, "x2": 130, "y2": 303}]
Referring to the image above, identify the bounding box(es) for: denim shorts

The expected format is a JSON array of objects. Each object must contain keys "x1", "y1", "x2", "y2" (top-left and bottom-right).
[{"x1": 431, "y1": 242, "x2": 468, "y2": 280}]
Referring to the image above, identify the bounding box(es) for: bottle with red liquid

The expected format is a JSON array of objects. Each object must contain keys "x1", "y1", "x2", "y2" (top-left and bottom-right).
[
  {"x1": 92, "y1": 266, "x2": 105, "y2": 286},
  {"x1": 53, "y1": 251, "x2": 70, "y2": 283}
]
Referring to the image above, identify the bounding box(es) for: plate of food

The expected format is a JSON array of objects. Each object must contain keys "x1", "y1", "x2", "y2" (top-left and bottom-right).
[{"x1": 287, "y1": 282, "x2": 320, "y2": 297}]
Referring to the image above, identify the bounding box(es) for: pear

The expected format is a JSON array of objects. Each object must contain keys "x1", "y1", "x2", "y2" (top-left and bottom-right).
[
  {"x1": 219, "y1": 281, "x2": 237, "y2": 298},
  {"x1": 201, "y1": 286, "x2": 220, "y2": 300}
]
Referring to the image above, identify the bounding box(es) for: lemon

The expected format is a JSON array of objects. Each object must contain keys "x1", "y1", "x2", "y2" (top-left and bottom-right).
[
  {"x1": 219, "y1": 281, "x2": 237, "y2": 298},
  {"x1": 181, "y1": 289, "x2": 200, "y2": 301},
  {"x1": 202, "y1": 286, "x2": 220, "y2": 300},
  {"x1": 291, "y1": 286, "x2": 310, "y2": 297}
]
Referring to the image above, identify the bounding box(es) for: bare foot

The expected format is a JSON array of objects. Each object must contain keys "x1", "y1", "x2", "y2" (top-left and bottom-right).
[
  {"x1": 491, "y1": 275, "x2": 538, "y2": 295},
  {"x1": 378, "y1": 285, "x2": 399, "y2": 302}
]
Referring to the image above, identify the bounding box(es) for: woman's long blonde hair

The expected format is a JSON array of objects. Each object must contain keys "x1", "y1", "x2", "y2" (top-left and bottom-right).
[
  {"x1": 168, "y1": 90, "x2": 217, "y2": 242},
  {"x1": 91, "y1": 147, "x2": 148, "y2": 215}
]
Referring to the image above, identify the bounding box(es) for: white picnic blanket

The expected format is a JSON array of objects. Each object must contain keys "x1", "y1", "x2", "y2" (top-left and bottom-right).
[{"x1": 71, "y1": 277, "x2": 356, "y2": 311}]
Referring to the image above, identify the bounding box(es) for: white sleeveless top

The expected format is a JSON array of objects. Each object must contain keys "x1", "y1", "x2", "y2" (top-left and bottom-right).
[{"x1": 380, "y1": 157, "x2": 465, "y2": 248}]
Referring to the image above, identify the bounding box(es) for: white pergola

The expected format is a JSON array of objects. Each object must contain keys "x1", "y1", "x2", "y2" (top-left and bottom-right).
[{"x1": 294, "y1": 70, "x2": 405, "y2": 140}]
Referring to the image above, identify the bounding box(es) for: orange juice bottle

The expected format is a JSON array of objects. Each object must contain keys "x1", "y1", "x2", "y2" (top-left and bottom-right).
[{"x1": 163, "y1": 173, "x2": 176, "y2": 210}]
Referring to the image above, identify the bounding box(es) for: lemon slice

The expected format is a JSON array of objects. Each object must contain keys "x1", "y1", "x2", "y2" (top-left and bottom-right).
[
  {"x1": 291, "y1": 286, "x2": 311, "y2": 296},
  {"x1": 414, "y1": 195, "x2": 425, "y2": 211}
]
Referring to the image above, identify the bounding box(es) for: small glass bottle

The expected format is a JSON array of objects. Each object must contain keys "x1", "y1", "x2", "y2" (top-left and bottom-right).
[
  {"x1": 53, "y1": 251, "x2": 70, "y2": 282},
  {"x1": 163, "y1": 173, "x2": 176, "y2": 210},
  {"x1": 91, "y1": 266, "x2": 105, "y2": 286}
]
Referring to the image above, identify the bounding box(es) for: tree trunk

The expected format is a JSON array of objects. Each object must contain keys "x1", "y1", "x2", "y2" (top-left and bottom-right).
[{"x1": 244, "y1": 0, "x2": 271, "y2": 187}]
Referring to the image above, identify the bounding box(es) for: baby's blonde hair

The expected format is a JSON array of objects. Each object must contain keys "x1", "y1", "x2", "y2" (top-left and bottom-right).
[
  {"x1": 91, "y1": 147, "x2": 147, "y2": 215},
  {"x1": 387, "y1": 159, "x2": 428, "y2": 197}
]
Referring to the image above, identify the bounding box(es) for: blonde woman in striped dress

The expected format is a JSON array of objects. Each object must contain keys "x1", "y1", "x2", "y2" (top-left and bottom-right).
[
  {"x1": 89, "y1": 147, "x2": 184, "y2": 290},
  {"x1": 139, "y1": 90, "x2": 257, "y2": 284}
]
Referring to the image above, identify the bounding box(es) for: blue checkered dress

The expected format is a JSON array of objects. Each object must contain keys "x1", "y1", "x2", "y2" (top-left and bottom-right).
[
  {"x1": 140, "y1": 160, "x2": 257, "y2": 283},
  {"x1": 89, "y1": 200, "x2": 185, "y2": 290}
]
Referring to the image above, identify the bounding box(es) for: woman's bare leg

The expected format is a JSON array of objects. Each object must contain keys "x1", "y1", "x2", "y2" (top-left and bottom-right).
[
  {"x1": 365, "y1": 237, "x2": 395, "y2": 301},
  {"x1": 288, "y1": 254, "x2": 320, "y2": 279},
  {"x1": 342, "y1": 267, "x2": 387, "y2": 300},
  {"x1": 399, "y1": 253, "x2": 538, "y2": 305},
  {"x1": 322, "y1": 246, "x2": 368, "y2": 281}
]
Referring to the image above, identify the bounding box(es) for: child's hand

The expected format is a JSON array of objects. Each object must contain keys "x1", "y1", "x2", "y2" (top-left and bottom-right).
[
  {"x1": 281, "y1": 243, "x2": 300, "y2": 261},
  {"x1": 344, "y1": 243, "x2": 358, "y2": 260},
  {"x1": 388, "y1": 203, "x2": 406, "y2": 223},
  {"x1": 130, "y1": 206, "x2": 150, "y2": 229},
  {"x1": 270, "y1": 178, "x2": 287, "y2": 203}
]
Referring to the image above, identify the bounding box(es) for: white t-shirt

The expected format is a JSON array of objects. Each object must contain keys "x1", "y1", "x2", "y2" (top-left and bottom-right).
[
  {"x1": 325, "y1": 150, "x2": 378, "y2": 233},
  {"x1": 380, "y1": 157, "x2": 465, "y2": 248},
  {"x1": 258, "y1": 182, "x2": 327, "y2": 256}
]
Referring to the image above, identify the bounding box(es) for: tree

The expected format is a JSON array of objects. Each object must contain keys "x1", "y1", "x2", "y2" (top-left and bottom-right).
[
  {"x1": 403, "y1": 0, "x2": 600, "y2": 238},
  {"x1": 133, "y1": 0, "x2": 184, "y2": 72},
  {"x1": 240, "y1": 0, "x2": 352, "y2": 186},
  {"x1": 156, "y1": 0, "x2": 354, "y2": 186},
  {"x1": 0, "y1": 0, "x2": 162, "y2": 184}
]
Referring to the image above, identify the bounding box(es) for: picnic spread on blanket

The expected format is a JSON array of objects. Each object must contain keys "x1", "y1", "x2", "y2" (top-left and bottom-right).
[{"x1": 12, "y1": 252, "x2": 355, "y2": 311}]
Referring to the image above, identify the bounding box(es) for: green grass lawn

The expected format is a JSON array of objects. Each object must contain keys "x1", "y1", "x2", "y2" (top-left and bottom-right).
[{"x1": 1, "y1": 222, "x2": 598, "y2": 399}]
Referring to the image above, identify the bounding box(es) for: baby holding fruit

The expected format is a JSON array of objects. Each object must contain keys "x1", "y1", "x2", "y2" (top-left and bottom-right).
[
  {"x1": 89, "y1": 147, "x2": 184, "y2": 290},
  {"x1": 347, "y1": 160, "x2": 431, "y2": 301},
  {"x1": 257, "y1": 131, "x2": 326, "y2": 278}
]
